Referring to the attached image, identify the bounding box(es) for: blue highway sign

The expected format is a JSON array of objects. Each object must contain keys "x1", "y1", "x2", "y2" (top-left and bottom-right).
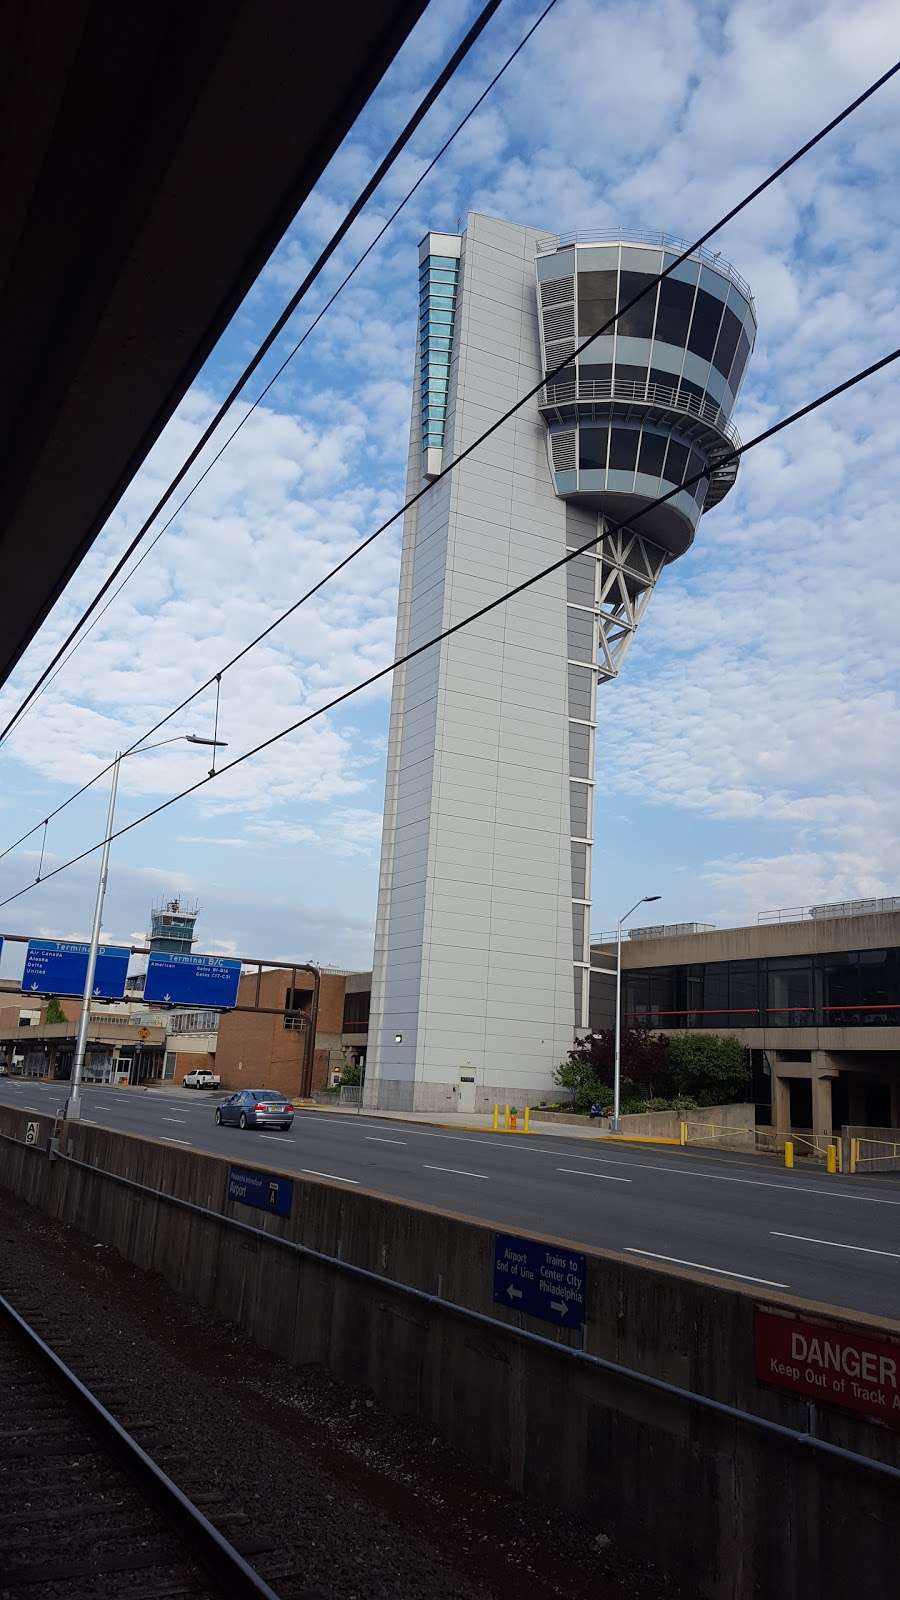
[
  {"x1": 228, "y1": 1165, "x2": 293, "y2": 1218},
  {"x1": 143, "y1": 952, "x2": 242, "y2": 1008},
  {"x1": 22, "y1": 939, "x2": 130, "y2": 1000},
  {"x1": 493, "y1": 1232, "x2": 586, "y2": 1329}
]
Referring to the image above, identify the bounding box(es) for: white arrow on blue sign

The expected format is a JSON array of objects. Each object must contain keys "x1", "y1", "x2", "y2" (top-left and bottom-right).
[
  {"x1": 22, "y1": 939, "x2": 130, "y2": 1000},
  {"x1": 492, "y1": 1232, "x2": 586, "y2": 1329},
  {"x1": 143, "y1": 952, "x2": 242, "y2": 1008}
]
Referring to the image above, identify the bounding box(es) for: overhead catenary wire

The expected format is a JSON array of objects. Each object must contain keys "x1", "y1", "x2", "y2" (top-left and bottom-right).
[
  {"x1": 0, "y1": 0, "x2": 562, "y2": 867},
  {"x1": 0, "y1": 0, "x2": 510, "y2": 749},
  {"x1": 0, "y1": 0, "x2": 562, "y2": 745},
  {"x1": 1, "y1": 54, "x2": 897, "y2": 867},
  {"x1": 1, "y1": 341, "x2": 896, "y2": 912}
]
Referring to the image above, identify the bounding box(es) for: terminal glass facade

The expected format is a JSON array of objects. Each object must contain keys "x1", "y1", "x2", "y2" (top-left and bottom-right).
[{"x1": 623, "y1": 947, "x2": 900, "y2": 1029}]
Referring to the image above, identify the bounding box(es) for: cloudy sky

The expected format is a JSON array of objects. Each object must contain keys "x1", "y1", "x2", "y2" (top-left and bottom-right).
[{"x1": 0, "y1": 0, "x2": 898, "y2": 972}]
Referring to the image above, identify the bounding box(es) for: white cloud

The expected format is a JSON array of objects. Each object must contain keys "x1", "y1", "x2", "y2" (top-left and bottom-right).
[
  {"x1": 1, "y1": 849, "x2": 375, "y2": 970},
  {"x1": 2, "y1": 0, "x2": 899, "y2": 950}
]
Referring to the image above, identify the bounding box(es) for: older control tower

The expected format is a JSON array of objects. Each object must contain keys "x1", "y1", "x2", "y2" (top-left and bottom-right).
[{"x1": 366, "y1": 215, "x2": 755, "y2": 1112}]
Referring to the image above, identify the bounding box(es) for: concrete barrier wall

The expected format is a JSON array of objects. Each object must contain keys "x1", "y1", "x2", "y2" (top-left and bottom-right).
[
  {"x1": 682, "y1": 1103, "x2": 756, "y2": 1149},
  {"x1": 846, "y1": 1124, "x2": 900, "y2": 1172},
  {"x1": 531, "y1": 1101, "x2": 755, "y2": 1145},
  {"x1": 0, "y1": 1104, "x2": 897, "y2": 1597}
]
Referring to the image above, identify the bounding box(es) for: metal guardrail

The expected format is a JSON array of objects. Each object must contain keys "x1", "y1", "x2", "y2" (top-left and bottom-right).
[
  {"x1": 853, "y1": 1134, "x2": 900, "y2": 1171},
  {"x1": 535, "y1": 227, "x2": 754, "y2": 304},
  {"x1": 0, "y1": 1121, "x2": 893, "y2": 1486},
  {"x1": 758, "y1": 897, "x2": 900, "y2": 924},
  {"x1": 541, "y1": 377, "x2": 741, "y2": 448}
]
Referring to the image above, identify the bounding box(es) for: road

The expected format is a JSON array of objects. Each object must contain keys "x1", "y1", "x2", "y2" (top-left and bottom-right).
[{"x1": 2, "y1": 1078, "x2": 899, "y2": 1321}]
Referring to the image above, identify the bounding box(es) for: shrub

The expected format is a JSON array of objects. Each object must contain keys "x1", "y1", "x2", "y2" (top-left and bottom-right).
[
  {"x1": 667, "y1": 1032, "x2": 749, "y2": 1106},
  {"x1": 562, "y1": 1027, "x2": 672, "y2": 1096},
  {"x1": 554, "y1": 1056, "x2": 611, "y2": 1115}
]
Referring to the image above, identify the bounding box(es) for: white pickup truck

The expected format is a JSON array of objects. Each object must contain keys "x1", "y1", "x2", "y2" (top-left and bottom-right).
[{"x1": 182, "y1": 1068, "x2": 221, "y2": 1090}]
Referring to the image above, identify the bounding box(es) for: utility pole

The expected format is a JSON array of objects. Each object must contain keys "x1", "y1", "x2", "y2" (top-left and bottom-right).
[{"x1": 67, "y1": 754, "x2": 120, "y2": 1120}]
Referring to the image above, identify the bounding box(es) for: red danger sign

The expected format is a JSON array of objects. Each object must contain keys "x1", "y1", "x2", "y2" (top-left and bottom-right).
[{"x1": 755, "y1": 1307, "x2": 900, "y2": 1428}]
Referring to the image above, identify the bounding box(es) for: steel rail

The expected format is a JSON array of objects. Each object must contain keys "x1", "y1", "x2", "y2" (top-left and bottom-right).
[
  {"x1": 0, "y1": 1283, "x2": 286, "y2": 1599},
  {"x1": 2, "y1": 1126, "x2": 891, "y2": 1487}
]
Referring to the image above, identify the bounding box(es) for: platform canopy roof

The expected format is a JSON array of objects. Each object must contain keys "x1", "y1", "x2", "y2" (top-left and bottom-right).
[{"x1": 0, "y1": 0, "x2": 427, "y2": 687}]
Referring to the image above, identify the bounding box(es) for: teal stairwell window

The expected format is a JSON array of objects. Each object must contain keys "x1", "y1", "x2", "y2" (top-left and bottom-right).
[{"x1": 419, "y1": 254, "x2": 459, "y2": 451}]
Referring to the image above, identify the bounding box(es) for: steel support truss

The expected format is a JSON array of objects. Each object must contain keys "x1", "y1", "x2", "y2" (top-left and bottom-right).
[{"x1": 595, "y1": 525, "x2": 667, "y2": 682}]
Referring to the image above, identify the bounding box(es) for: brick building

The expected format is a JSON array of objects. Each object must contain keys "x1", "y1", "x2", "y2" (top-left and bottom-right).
[
  {"x1": 0, "y1": 983, "x2": 80, "y2": 1036},
  {"x1": 0, "y1": 967, "x2": 375, "y2": 1095},
  {"x1": 212, "y1": 967, "x2": 370, "y2": 1099}
]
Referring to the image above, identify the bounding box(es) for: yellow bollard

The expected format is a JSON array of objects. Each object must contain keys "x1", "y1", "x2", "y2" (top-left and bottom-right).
[
  {"x1": 850, "y1": 1137, "x2": 858, "y2": 1175},
  {"x1": 784, "y1": 1140, "x2": 794, "y2": 1170},
  {"x1": 524, "y1": 1106, "x2": 530, "y2": 1135},
  {"x1": 492, "y1": 1103, "x2": 499, "y2": 1132},
  {"x1": 504, "y1": 1103, "x2": 510, "y2": 1131},
  {"x1": 826, "y1": 1143, "x2": 836, "y2": 1175},
  {"x1": 679, "y1": 1120, "x2": 687, "y2": 1146}
]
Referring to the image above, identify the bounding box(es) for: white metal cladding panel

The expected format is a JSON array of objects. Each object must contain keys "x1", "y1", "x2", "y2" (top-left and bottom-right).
[{"x1": 371, "y1": 215, "x2": 576, "y2": 1096}]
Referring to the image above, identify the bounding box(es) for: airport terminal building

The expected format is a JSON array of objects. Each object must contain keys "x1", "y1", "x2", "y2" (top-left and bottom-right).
[
  {"x1": 591, "y1": 899, "x2": 900, "y2": 1138},
  {"x1": 366, "y1": 213, "x2": 756, "y2": 1111}
]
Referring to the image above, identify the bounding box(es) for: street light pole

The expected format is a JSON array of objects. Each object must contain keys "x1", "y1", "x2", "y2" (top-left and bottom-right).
[
  {"x1": 65, "y1": 733, "x2": 227, "y2": 1121},
  {"x1": 612, "y1": 893, "x2": 661, "y2": 1133},
  {"x1": 68, "y1": 753, "x2": 121, "y2": 1118}
]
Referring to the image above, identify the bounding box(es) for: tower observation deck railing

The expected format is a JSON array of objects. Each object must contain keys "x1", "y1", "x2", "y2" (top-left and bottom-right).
[
  {"x1": 541, "y1": 377, "x2": 742, "y2": 451},
  {"x1": 535, "y1": 227, "x2": 755, "y2": 306}
]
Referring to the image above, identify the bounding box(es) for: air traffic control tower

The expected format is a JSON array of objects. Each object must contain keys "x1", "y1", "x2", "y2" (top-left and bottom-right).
[{"x1": 366, "y1": 215, "x2": 756, "y2": 1112}]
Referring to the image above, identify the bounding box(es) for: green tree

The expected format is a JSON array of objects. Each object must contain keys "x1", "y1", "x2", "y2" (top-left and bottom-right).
[
  {"x1": 44, "y1": 996, "x2": 66, "y2": 1025},
  {"x1": 667, "y1": 1032, "x2": 749, "y2": 1106},
  {"x1": 555, "y1": 1027, "x2": 672, "y2": 1111},
  {"x1": 340, "y1": 1057, "x2": 364, "y2": 1087},
  {"x1": 554, "y1": 1054, "x2": 609, "y2": 1114},
  {"x1": 572, "y1": 1027, "x2": 672, "y2": 1096}
]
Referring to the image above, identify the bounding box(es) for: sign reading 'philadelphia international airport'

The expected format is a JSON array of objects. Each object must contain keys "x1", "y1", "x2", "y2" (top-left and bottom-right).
[
  {"x1": 227, "y1": 1165, "x2": 293, "y2": 1217},
  {"x1": 143, "y1": 951, "x2": 242, "y2": 1008},
  {"x1": 22, "y1": 939, "x2": 130, "y2": 999}
]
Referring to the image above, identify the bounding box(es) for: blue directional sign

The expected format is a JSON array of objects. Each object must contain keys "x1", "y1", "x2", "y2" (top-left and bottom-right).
[
  {"x1": 22, "y1": 939, "x2": 130, "y2": 1000},
  {"x1": 143, "y1": 952, "x2": 242, "y2": 1008},
  {"x1": 227, "y1": 1165, "x2": 293, "y2": 1218},
  {"x1": 493, "y1": 1232, "x2": 586, "y2": 1329}
]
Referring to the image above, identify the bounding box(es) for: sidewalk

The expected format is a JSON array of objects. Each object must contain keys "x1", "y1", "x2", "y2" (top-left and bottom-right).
[
  {"x1": 137, "y1": 1083, "x2": 669, "y2": 1145},
  {"x1": 301, "y1": 1103, "x2": 612, "y2": 1141}
]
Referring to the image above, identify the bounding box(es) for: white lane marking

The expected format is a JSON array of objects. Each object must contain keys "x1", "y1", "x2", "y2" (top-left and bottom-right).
[
  {"x1": 423, "y1": 1164, "x2": 489, "y2": 1180},
  {"x1": 162, "y1": 1117, "x2": 186, "y2": 1124},
  {"x1": 260, "y1": 1135, "x2": 293, "y2": 1143},
  {"x1": 302, "y1": 1168, "x2": 359, "y2": 1184},
  {"x1": 293, "y1": 1113, "x2": 900, "y2": 1204},
  {"x1": 625, "y1": 1248, "x2": 789, "y2": 1289},
  {"x1": 550, "y1": 1151, "x2": 900, "y2": 1207},
  {"x1": 365, "y1": 1136, "x2": 408, "y2": 1146},
  {"x1": 161, "y1": 1136, "x2": 190, "y2": 1145},
  {"x1": 772, "y1": 1231, "x2": 900, "y2": 1260},
  {"x1": 556, "y1": 1167, "x2": 631, "y2": 1182}
]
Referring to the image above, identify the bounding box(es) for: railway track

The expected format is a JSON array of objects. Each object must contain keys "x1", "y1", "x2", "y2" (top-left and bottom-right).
[{"x1": 0, "y1": 1289, "x2": 299, "y2": 1600}]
